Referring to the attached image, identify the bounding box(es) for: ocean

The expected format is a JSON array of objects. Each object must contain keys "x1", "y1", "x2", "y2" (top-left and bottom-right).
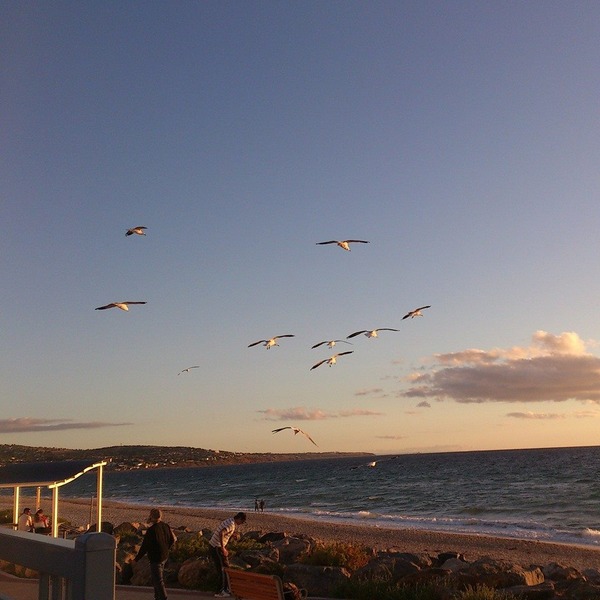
[{"x1": 57, "y1": 446, "x2": 600, "y2": 547}]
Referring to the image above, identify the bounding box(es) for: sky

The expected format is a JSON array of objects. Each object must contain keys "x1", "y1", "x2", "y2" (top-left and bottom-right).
[{"x1": 2, "y1": 1, "x2": 600, "y2": 455}]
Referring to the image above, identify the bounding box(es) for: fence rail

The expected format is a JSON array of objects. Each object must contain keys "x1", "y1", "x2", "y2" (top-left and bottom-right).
[{"x1": 0, "y1": 528, "x2": 115, "y2": 600}]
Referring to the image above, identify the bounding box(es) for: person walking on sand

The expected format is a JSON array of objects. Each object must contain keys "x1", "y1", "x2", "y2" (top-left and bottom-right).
[
  {"x1": 134, "y1": 508, "x2": 176, "y2": 600},
  {"x1": 17, "y1": 507, "x2": 33, "y2": 532},
  {"x1": 209, "y1": 512, "x2": 246, "y2": 598}
]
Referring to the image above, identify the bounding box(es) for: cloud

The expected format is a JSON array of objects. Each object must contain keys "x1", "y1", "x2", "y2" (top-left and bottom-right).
[
  {"x1": 506, "y1": 412, "x2": 566, "y2": 420},
  {"x1": 376, "y1": 435, "x2": 406, "y2": 440},
  {"x1": 416, "y1": 401, "x2": 431, "y2": 408},
  {"x1": 354, "y1": 388, "x2": 384, "y2": 397},
  {"x1": 258, "y1": 406, "x2": 383, "y2": 421},
  {"x1": 400, "y1": 331, "x2": 600, "y2": 404},
  {"x1": 0, "y1": 418, "x2": 132, "y2": 434}
]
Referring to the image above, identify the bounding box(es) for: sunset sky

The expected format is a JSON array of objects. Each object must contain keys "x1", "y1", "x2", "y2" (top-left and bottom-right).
[{"x1": 3, "y1": 1, "x2": 600, "y2": 454}]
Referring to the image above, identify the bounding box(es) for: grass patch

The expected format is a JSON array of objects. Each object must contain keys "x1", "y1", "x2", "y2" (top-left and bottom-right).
[{"x1": 300, "y1": 541, "x2": 371, "y2": 571}]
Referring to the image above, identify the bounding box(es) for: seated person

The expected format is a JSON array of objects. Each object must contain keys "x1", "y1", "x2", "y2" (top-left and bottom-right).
[
  {"x1": 17, "y1": 507, "x2": 33, "y2": 532},
  {"x1": 33, "y1": 509, "x2": 52, "y2": 534}
]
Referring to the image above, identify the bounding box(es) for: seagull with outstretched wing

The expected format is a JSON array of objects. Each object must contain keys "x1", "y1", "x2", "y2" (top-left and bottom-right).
[
  {"x1": 272, "y1": 426, "x2": 318, "y2": 447},
  {"x1": 178, "y1": 366, "x2": 200, "y2": 375},
  {"x1": 402, "y1": 305, "x2": 431, "y2": 320},
  {"x1": 95, "y1": 301, "x2": 147, "y2": 311},
  {"x1": 311, "y1": 339, "x2": 352, "y2": 349},
  {"x1": 125, "y1": 226, "x2": 147, "y2": 237},
  {"x1": 316, "y1": 239, "x2": 369, "y2": 251},
  {"x1": 248, "y1": 335, "x2": 295, "y2": 349},
  {"x1": 310, "y1": 351, "x2": 354, "y2": 371},
  {"x1": 346, "y1": 328, "x2": 398, "y2": 339}
]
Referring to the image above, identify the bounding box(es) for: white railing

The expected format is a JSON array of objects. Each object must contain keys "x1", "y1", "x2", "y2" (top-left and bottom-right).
[{"x1": 0, "y1": 528, "x2": 115, "y2": 600}]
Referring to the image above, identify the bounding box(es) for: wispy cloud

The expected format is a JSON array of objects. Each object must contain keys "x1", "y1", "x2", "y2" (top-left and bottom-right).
[
  {"x1": 258, "y1": 406, "x2": 383, "y2": 421},
  {"x1": 376, "y1": 435, "x2": 406, "y2": 440},
  {"x1": 400, "y1": 331, "x2": 600, "y2": 404},
  {"x1": 506, "y1": 412, "x2": 566, "y2": 420},
  {"x1": 416, "y1": 401, "x2": 431, "y2": 408},
  {"x1": 0, "y1": 418, "x2": 132, "y2": 434},
  {"x1": 354, "y1": 388, "x2": 385, "y2": 397}
]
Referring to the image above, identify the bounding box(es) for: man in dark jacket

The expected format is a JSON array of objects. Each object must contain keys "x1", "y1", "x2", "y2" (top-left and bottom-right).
[{"x1": 135, "y1": 508, "x2": 176, "y2": 600}]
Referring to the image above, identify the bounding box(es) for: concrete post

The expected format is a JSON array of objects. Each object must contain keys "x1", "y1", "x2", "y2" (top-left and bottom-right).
[{"x1": 70, "y1": 533, "x2": 116, "y2": 600}]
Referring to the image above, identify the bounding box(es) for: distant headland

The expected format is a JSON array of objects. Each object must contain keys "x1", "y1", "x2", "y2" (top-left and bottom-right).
[{"x1": 0, "y1": 444, "x2": 373, "y2": 471}]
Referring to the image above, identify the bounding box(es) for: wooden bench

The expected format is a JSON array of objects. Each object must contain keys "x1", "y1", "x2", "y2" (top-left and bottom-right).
[{"x1": 225, "y1": 567, "x2": 285, "y2": 600}]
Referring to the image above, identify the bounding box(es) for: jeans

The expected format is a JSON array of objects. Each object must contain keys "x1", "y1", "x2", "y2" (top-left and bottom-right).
[
  {"x1": 209, "y1": 545, "x2": 230, "y2": 592},
  {"x1": 150, "y1": 560, "x2": 168, "y2": 600}
]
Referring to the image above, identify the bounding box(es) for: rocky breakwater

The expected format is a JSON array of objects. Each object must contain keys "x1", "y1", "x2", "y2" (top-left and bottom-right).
[{"x1": 97, "y1": 522, "x2": 600, "y2": 599}]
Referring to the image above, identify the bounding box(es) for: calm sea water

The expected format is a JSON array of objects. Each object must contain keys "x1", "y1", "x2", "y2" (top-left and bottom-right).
[{"x1": 57, "y1": 446, "x2": 600, "y2": 547}]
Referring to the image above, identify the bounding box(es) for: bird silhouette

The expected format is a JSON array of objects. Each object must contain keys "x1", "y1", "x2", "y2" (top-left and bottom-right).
[
  {"x1": 316, "y1": 239, "x2": 369, "y2": 251},
  {"x1": 95, "y1": 301, "x2": 147, "y2": 311},
  {"x1": 125, "y1": 226, "x2": 147, "y2": 237},
  {"x1": 248, "y1": 335, "x2": 295, "y2": 349},
  {"x1": 402, "y1": 305, "x2": 431, "y2": 320},
  {"x1": 310, "y1": 351, "x2": 354, "y2": 370},
  {"x1": 178, "y1": 366, "x2": 200, "y2": 375},
  {"x1": 272, "y1": 426, "x2": 318, "y2": 447},
  {"x1": 347, "y1": 328, "x2": 398, "y2": 339},
  {"x1": 311, "y1": 339, "x2": 352, "y2": 349}
]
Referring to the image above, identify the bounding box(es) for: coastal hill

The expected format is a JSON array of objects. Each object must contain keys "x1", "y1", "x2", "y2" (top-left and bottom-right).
[{"x1": 0, "y1": 444, "x2": 372, "y2": 471}]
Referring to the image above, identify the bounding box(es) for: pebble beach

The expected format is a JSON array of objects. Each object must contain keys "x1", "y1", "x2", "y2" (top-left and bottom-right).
[{"x1": 5, "y1": 496, "x2": 600, "y2": 573}]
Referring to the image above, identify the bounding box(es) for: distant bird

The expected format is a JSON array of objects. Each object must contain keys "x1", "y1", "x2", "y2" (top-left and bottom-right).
[
  {"x1": 178, "y1": 366, "x2": 200, "y2": 375},
  {"x1": 311, "y1": 339, "x2": 353, "y2": 349},
  {"x1": 248, "y1": 335, "x2": 295, "y2": 349},
  {"x1": 316, "y1": 240, "x2": 369, "y2": 251},
  {"x1": 95, "y1": 301, "x2": 147, "y2": 311},
  {"x1": 310, "y1": 351, "x2": 354, "y2": 371},
  {"x1": 125, "y1": 226, "x2": 147, "y2": 237},
  {"x1": 347, "y1": 328, "x2": 399, "y2": 339},
  {"x1": 367, "y1": 461, "x2": 378, "y2": 468},
  {"x1": 350, "y1": 456, "x2": 398, "y2": 469},
  {"x1": 402, "y1": 305, "x2": 431, "y2": 320},
  {"x1": 272, "y1": 426, "x2": 318, "y2": 447}
]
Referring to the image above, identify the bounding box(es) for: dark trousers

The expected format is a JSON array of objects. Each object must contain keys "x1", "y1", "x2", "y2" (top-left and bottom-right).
[
  {"x1": 209, "y1": 545, "x2": 230, "y2": 592},
  {"x1": 150, "y1": 560, "x2": 168, "y2": 600}
]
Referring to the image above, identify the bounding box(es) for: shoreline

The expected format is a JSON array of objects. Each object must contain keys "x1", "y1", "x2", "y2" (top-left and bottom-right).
[{"x1": 3, "y1": 496, "x2": 600, "y2": 572}]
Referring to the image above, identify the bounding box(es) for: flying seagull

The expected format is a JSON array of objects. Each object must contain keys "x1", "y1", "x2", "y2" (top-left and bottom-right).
[
  {"x1": 248, "y1": 335, "x2": 295, "y2": 349},
  {"x1": 95, "y1": 301, "x2": 147, "y2": 311},
  {"x1": 125, "y1": 226, "x2": 147, "y2": 237},
  {"x1": 178, "y1": 366, "x2": 200, "y2": 375},
  {"x1": 346, "y1": 328, "x2": 399, "y2": 339},
  {"x1": 402, "y1": 305, "x2": 431, "y2": 320},
  {"x1": 310, "y1": 351, "x2": 354, "y2": 371},
  {"x1": 311, "y1": 339, "x2": 353, "y2": 349},
  {"x1": 272, "y1": 426, "x2": 318, "y2": 447},
  {"x1": 316, "y1": 240, "x2": 369, "y2": 251}
]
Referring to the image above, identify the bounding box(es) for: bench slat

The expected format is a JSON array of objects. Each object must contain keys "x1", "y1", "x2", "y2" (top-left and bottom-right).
[{"x1": 225, "y1": 568, "x2": 285, "y2": 600}]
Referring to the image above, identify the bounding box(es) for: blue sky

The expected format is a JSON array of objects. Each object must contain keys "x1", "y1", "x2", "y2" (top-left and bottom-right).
[{"x1": 3, "y1": 1, "x2": 600, "y2": 453}]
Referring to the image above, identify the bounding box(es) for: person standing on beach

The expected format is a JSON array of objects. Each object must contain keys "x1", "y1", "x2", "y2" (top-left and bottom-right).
[
  {"x1": 134, "y1": 508, "x2": 176, "y2": 600},
  {"x1": 17, "y1": 507, "x2": 33, "y2": 532},
  {"x1": 209, "y1": 512, "x2": 246, "y2": 598}
]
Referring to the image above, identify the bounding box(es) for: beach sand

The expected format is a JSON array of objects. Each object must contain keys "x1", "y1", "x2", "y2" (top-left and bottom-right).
[{"x1": 4, "y1": 496, "x2": 600, "y2": 573}]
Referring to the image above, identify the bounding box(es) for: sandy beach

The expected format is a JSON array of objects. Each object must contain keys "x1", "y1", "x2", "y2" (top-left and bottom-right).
[{"x1": 3, "y1": 495, "x2": 600, "y2": 573}]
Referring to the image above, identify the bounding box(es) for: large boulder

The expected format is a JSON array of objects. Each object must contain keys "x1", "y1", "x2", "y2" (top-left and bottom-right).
[
  {"x1": 285, "y1": 563, "x2": 350, "y2": 597},
  {"x1": 177, "y1": 557, "x2": 215, "y2": 589},
  {"x1": 259, "y1": 531, "x2": 288, "y2": 544},
  {"x1": 130, "y1": 557, "x2": 152, "y2": 586},
  {"x1": 272, "y1": 536, "x2": 312, "y2": 564},
  {"x1": 465, "y1": 558, "x2": 544, "y2": 588},
  {"x1": 542, "y1": 562, "x2": 582, "y2": 581},
  {"x1": 353, "y1": 556, "x2": 421, "y2": 582},
  {"x1": 504, "y1": 581, "x2": 555, "y2": 600}
]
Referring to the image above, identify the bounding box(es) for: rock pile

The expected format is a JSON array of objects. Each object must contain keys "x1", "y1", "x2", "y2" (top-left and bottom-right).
[{"x1": 116, "y1": 522, "x2": 600, "y2": 599}]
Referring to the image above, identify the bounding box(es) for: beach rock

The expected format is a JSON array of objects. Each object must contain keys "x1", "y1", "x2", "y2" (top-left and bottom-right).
[
  {"x1": 556, "y1": 579, "x2": 600, "y2": 600},
  {"x1": 130, "y1": 557, "x2": 152, "y2": 586},
  {"x1": 437, "y1": 551, "x2": 465, "y2": 564},
  {"x1": 399, "y1": 566, "x2": 453, "y2": 587},
  {"x1": 113, "y1": 521, "x2": 140, "y2": 537},
  {"x1": 582, "y1": 567, "x2": 600, "y2": 585},
  {"x1": 378, "y1": 550, "x2": 432, "y2": 568},
  {"x1": 440, "y1": 557, "x2": 469, "y2": 572},
  {"x1": 504, "y1": 581, "x2": 555, "y2": 599},
  {"x1": 466, "y1": 558, "x2": 544, "y2": 588},
  {"x1": 259, "y1": 531, "x2": 288, "y2": 544},
  {"x1": 285, "y1": 564, "x2": 350, "y2": 597},
  {"x1": 241, "y1": 529, "x2": 264, "y2": 541},
  {"x1": 177, "y1": 557, "x2": 214, "y2": 589},
  {"x1": 272, "y1": 536, "x2": 312, "y2": 563},
  {"x1": 542, "y1": 562, "x2": 582, "y2": 581},
  {"x1": 86, "y1": 521, "x2": 114, "y2": 534},
  {"x1": 238, "y1": 546, "x2": 280, "y2": 568},
  {"x1": 353, "y1": 556, "x2": 421, "y2": 582}
]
